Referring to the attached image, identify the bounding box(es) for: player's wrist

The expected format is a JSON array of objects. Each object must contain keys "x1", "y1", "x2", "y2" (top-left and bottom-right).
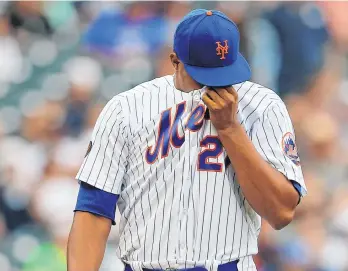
[{"x1": 216, "y1": 121, "x2": 243, "y2": 136}]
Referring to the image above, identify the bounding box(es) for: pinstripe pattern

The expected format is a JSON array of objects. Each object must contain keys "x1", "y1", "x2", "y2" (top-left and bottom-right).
[{"x1": 76, "y1": 75, "x2": 307, "y2": 271}]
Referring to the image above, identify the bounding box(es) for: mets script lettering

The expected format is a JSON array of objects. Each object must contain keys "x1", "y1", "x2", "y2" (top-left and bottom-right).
[
  {"x1": 145, "y1": 101, "x2": 206, "y2": 164},
  {"x1": 216, "y1": 40, "x2": 229, "y2": 60}
]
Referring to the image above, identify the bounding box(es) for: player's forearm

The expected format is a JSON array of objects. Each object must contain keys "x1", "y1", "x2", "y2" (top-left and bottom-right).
[
  {"x1": 67, "y1": 211, "x2": 111, "y2": 271},
  {"x1": 217, "y1": 124, "x2": 299, "y2": 230}
]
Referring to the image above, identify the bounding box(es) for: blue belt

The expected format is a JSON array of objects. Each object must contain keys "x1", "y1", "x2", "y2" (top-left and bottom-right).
[{"x1": 124, "y1": 260, "x2": 239, "y2": 271}]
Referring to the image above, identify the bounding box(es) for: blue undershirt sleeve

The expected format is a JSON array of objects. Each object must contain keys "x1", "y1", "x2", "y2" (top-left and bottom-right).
[
  {"x1": 74, "y1": 182, "x2": 119, "y2": 225},
  {"x1": 291, "y1": 180, "x2": 302, "y2": 204}
]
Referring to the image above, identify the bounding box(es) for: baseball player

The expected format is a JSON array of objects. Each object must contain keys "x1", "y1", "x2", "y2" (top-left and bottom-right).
[{"x1": 68, "y1": 9, "x2": 307, "y2": 271}]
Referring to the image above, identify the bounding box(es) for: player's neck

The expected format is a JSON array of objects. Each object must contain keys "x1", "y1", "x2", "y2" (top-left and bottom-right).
[{"x1": 173, "y1": 74, "x2": 204, "y2": 93}]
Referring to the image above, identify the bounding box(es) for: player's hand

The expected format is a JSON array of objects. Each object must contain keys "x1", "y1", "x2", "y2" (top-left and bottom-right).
[{"x1": 202, "y1": 86, "x2": 239, "y2": 131}]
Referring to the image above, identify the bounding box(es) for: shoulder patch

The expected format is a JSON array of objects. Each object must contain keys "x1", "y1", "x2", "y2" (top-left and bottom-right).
[
  {"x1": 85, "y1": 141, "x2": 93, "y2": 157},
  {"x1": 282, "y1": 132, "x2": 300, "y2": 166}
]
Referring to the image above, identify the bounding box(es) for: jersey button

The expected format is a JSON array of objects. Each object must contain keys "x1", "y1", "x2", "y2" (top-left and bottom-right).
[{"x1": 193, "y1": 94, "x2": 200, "y2": 101}]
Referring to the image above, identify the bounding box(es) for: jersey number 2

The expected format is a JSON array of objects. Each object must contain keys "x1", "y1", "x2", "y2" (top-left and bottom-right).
[{"x1": 197, "y1": 136, "x2": 223, "y2": 172}]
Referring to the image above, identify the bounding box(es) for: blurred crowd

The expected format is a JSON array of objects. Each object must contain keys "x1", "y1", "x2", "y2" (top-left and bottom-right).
[{"x1": 0, "y1": 1, "x2": 348, "y2": 271}]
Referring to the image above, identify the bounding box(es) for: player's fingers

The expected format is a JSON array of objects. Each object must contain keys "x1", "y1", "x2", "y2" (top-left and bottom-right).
[
  {"x1": 206, "y1": 87, "x2": 222, "y2": 97},
  {"x1": 202, "y1": 93, "x2": 218, "y2": 111},
  {"x1": 205, "y1": 89, "x2": 224, "y2": 107},
  {"x1": 225, "y1": 86, "x2": 238, "y2": 101},
  {"x1": 213, "y1": 88, "x2": 236, "y2": 103}
]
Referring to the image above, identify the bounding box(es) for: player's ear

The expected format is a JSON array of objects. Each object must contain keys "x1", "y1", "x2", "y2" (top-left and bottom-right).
[{"x1": 170, "y1": 52, "x2": 180, "y2": 71}]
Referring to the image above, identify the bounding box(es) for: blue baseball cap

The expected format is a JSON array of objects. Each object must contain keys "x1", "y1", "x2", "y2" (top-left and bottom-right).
[{"x1": 174, "y1": 9, "x2": 251, "y2": 87}]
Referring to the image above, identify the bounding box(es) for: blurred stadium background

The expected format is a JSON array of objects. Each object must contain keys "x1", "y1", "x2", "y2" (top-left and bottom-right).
[{"x1": 0, "y1": 1, "x2": 348, "y2": 271}]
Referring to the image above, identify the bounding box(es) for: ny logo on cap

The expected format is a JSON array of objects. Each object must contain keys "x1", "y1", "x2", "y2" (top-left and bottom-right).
[{"x1": 216, "y1": 40, "x2": 229, "y2": 60}]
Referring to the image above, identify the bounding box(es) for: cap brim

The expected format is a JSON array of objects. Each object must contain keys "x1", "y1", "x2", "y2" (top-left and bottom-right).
[{"x1": 184, "y1": 53, "x2": 251, "y2": 87}]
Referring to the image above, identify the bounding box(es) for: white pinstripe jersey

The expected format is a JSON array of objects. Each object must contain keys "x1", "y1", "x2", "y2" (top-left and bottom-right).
[{"x1": 76, "y1": 75, "x2": 307, "y2": 271}]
